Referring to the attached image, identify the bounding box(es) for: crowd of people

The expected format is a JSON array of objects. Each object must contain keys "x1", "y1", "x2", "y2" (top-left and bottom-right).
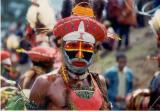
[{"x1": 1, "y1": 0, "x2": 160, "y2": 110}]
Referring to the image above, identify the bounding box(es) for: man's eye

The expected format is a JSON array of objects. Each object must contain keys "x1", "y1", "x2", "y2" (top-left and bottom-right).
[{"x1": 65, "y1": 43, "x2": 77, "y2": 48}]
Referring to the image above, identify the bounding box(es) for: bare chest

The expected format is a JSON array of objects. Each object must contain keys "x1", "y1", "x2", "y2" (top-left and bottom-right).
[{"x1": 46, "y1": 78, "x2": 67, "y2": 109}]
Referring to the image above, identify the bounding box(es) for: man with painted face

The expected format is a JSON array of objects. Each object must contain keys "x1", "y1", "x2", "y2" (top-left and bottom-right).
[{"x1": 29, "y1": 2, "x2": 111, "y2": 110}]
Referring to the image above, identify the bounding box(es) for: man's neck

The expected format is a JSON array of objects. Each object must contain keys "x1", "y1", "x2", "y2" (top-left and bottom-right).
[{"x1": 68, "y1": 70, "x2": 89, "y2": 80}]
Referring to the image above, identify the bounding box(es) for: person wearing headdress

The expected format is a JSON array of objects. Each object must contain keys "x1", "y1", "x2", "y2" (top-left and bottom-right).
[
  {"x1": 26, "y1": 0, "x2": 56, "y2": 47},
  {"x1": 18, "y1": 46, "x2": 56, "y2": 89},
  {"x1": 149, "y1": 67, "x2": 160, "y2": 110},
  {"x1": 126, "y1": 9, "x2": 160, "y2": 110},
  {"x1": 149, "y1": 9, "x2": 160, "y2": 49},
  {"x1": 1, "y1": 50, "x2": 19, "y2": 82},
  {"x1": 126, "y1": 54, "x2": 160, "y2": 110},
  {"x1": 28, "y1": 2, "x2": 115, "y2": 110}
]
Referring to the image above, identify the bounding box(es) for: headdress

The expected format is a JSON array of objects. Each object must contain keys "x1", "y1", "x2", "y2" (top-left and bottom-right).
[
  {"x1": 53, "y1": 2, "x2": 119, "y2": 42},
  {"x1": 26, "y1": 0, "x2": 56, "y2": 33},
  {"x1": 149, "y1": 9, "x2": 160, "y2": 38},
  {"x1": 17, "y1": 46, "x2": 56, "y2": 62},
  {"x1": 1, "y1": 50, "x2": 11, "y2": 65}
]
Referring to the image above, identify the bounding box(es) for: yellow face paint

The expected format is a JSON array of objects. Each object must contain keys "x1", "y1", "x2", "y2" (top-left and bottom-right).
[{"x1": 64, "y1": 41, "x2": 94, "y2": 53}]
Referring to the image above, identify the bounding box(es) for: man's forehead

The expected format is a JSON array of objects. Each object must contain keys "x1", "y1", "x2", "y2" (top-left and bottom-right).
[
  {"x1": 65, "y1": 40, "x2": 94, "y2": 45},
  {"x1": 63, "y1": 32, "x2": 95, "y2": 44}
]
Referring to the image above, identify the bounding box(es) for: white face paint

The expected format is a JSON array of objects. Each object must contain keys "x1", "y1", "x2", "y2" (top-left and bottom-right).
[
  {"x1": 62, "y1": 48, "x2": 95, "y2": 75},
  {"x1": 63, "y1": 21, "x2": 96, "y2": 44},
  {"x1": 2, "y1": 58, "x2": 11, "y2": 65},
  {"x1": 62, "y1": 21, "x2": 96, "y2": 74}
]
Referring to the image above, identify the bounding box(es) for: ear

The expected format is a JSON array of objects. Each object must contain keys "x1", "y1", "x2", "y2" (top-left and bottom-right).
[{"x1": 94, "y1": 42, "x2": 102, "y2": 53}]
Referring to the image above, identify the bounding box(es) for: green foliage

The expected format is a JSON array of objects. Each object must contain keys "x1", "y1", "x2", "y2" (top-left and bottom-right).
[{"x1": 5, "y1": 93, "x2": 25, "y2": 110}]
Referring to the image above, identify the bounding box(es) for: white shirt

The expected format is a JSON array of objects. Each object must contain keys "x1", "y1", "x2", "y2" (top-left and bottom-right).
[{"x1": 117, "y1": 69, "x2": 126, "y2": 97}]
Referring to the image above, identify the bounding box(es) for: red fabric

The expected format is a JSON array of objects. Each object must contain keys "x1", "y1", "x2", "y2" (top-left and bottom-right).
[
  {"x1": 117, "y1": 0, "x2": 137, "y2": 26},
  {"x1": 69, "y1": 77, "x2": 103, "y2": 110},
  {"x1": 25, "y1": 24, "x2": 36, "y2": 46},
  {"x1": 28, "y1": 46, "x2": 57, "y2": 62},
  {"x1": 1, "y1": 50, "x2": 10, "y2": 61},
  {"x1": 157, "y1": 54, "x2": 160, "y2": 64},
  {"x1": 53, "y1": 16, "x2": 107, "y2": 41}
]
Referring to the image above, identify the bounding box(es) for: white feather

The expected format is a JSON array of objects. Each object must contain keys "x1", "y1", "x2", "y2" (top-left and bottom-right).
[
  {"x1": 26, "y1": 5, "x2": 38, "y2": 28},
  {"x1": 6, "y1": 34, "x2": 20, "y2": 49},
  {"x1": 26, "y1": 0, "x2": 56, "y2": 31},
  {"x1": 149, "y1": 9, "x2": 160, "y2": 31}
]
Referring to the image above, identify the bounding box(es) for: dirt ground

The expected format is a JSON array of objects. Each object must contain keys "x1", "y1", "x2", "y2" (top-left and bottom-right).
[{"x1": 90, "y1": 26, "x2": 159, "y2": 90}]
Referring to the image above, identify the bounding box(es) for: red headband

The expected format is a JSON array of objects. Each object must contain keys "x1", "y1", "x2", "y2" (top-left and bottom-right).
[
  {"x1": 28, "y1": 46, "x2": 57, "y2": 62},
  {"x1": 1, "y1": 50, "x2": 10, "y2": 61},
  {"x1": 53, "y1": 16, "x2": 107, "y2": 42}
]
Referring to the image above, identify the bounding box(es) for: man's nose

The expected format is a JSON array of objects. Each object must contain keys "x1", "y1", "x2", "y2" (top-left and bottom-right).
[{"x1": 76, "y1": 50, "x2": 84, "y2": 59}]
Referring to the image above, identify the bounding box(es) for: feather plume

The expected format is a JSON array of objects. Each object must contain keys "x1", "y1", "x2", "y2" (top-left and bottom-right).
[
  {"x1": 26, "y1": 0, "x2": 56, "y2": 32},
  {"x1": 149, "y1": 9, "x2": 160, "y2": 32},
  {"x1": 6, "y1": 34, "x2": 20, "y2": 49}
]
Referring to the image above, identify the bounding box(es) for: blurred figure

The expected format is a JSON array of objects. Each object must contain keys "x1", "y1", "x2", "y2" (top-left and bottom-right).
[
  {"x1": 16, "y1": 39, "x2": 32, "y2": 75},
  {"x1": 61, "y1": 0, "x2": 72, "y2": 18},
  {"x1": 106, "y1": 0, "x2": 120, "y2": 33},
  {"x1": 106, "y1": 0, "x2": 136, "y2": 50},
  {"x1": 148, "y1": 54, "x2": 160, "y2": 109},
  {"x1": 136, "y1": 0, "x2": 145, "y2": 28},
  {"x1": 126, "y1": 55, "x2": 160, "y2": 110},
  {"x1": 116, "y1": 0, "x2": 137, "y2": 50},
  {"x1": 92, "y1": 0, "x2": 106, "y2": 21},
  {"x1": 125, "y1": 88, "x2": 150, "y2": 110},
  {"x1": 1, "y1": 50, "x2": 19, "y2": 81},
  {"x1": 149, "y1": 9, "x2": 160, "y2": 49},
  {"x1": 18, "y1": 46, "x2": 56, "y2": 89},
  {"x1": 149, "y1": 71, "x2": 160, "y2": 110},
  {"x1": 130, "y1": 79, "x2": 160, "y2": 110},
  {"x1": 102, "y1": 21, "x2": 115, "y2": 51},
  {"x1": 26, "y1": 0, "x2": 56, "y2": 47},
  {"x1": 104, "y1": 52, "x2": 133, "y2": 109},
  {"x1": 101, "y1": 20, "x2": 115, "y2": 58},
  {"x1": 15, "y1": 20, "x2": 24, "y2": 38}
]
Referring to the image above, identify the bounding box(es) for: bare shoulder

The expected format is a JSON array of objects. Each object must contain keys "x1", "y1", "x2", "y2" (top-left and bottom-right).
[
  {"x1": 97, "y1": 74, "x2": 107, "y2": 94},
  {"x1": 33, "y1": 71, "x2": 59, "y2": 87},
  {"x1": 23, "y1": 70, "x2": 35, "y2": 78},
  {"x1": 98, "y1": 74, "x2": 106, "y2": 84},
  {"x1": 29, "y1": 72, "x2": 60, "y2": 105}
]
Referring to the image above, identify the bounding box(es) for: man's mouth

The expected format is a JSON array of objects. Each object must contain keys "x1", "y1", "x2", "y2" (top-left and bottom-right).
[{"x1": 72, "y1": 61, "x2": 87, "y2": 67}]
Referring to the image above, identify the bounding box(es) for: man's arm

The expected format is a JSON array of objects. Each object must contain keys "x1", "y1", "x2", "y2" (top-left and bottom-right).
[
  {"x1": 99, "y1": 75, "x2": 111, "y2": 109},
  {"x1": 28, "y1": 76, "x2": 49, "y2": 109},
  {"x1": 19, "y1": 70, "x2": 34, "y2": 89},
  {"x1": 104, "y1": 70, "x2": 117, "y2": 102}
]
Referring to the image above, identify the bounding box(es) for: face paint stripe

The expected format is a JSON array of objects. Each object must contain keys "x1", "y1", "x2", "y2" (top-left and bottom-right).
[
  {"x1": 64, "y1": 49, "x2": 94, "y2": 53},
  {"x1": 64, "y1": 41, "x2": 94, "y2": 53},
  {"x1": 76, "y1": 41, "x2": 84, "y2": 58}
]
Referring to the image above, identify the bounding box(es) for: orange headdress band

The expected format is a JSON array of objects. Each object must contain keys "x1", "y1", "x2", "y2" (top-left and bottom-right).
[{"x1": 72, "y1": 2, "x2": 94, "y2": 17}]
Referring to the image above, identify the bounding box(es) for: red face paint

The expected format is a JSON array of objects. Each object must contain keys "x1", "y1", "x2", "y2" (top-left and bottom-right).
[
  {"x1": 64, "y1": 41, "x2": 94, "y2": 67},
  {"x1": 64, "y1": 41, "x2": 94, "y2": 53}
]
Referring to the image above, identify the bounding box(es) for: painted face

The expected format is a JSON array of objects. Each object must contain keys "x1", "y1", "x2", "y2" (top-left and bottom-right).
[{"x1": 63, "y1": 40, "x2": 95, "y2": 74}]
